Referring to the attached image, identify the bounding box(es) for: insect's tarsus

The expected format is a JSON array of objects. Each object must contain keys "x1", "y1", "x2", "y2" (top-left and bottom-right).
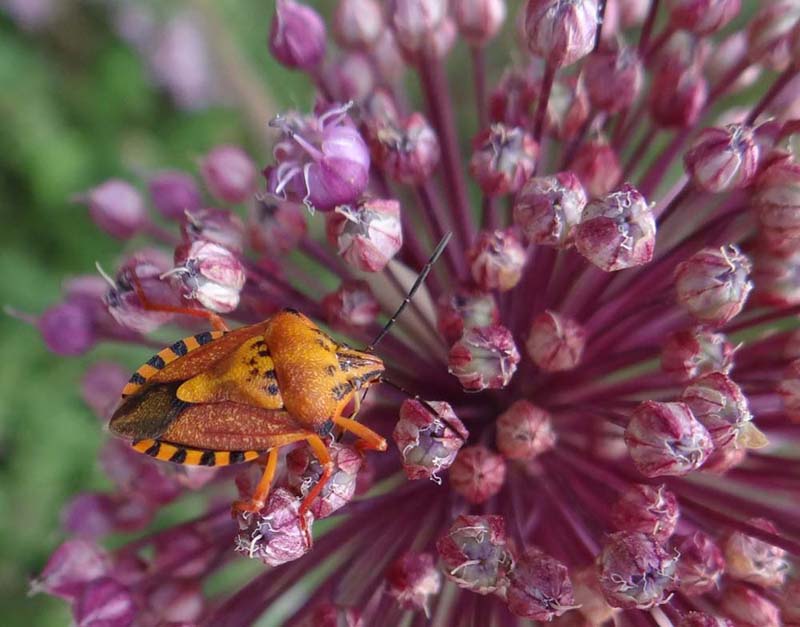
[{"x1": 594, "y1": 0, "x2": 607, "y2": 52}]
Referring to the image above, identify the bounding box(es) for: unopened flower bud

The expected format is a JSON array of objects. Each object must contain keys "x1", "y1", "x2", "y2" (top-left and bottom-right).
[
  {"x1": 287, "y1": 442, "x2": 362, "y2": 518},
  {"x1": 526, "y1": 310, "x2": 586, "y2": 372},
  {"x1": 144, "y1": 579, "x2": 204, "y2": 625},
  {"x1": 449, "y1": 324, "x2": 520, "y2": 391},
  {"x1": 496, "y1": 400, "x2": 556, "y2": 460},
  {"x1": 386, "y1": 552, "x2": 441, "y2": 614},
  {"x1": 574, "y1": 183, "x2": 655, "y2": 272},
  {"x1": 571, "y1": 138, "x2": 622, "y2": 198},
  {"x1": 269, "y1": 0, "x2": 326, "y2": 70},
  {"x1": 684, "y1": 125, "x2": 759, "y2": 193},
  {"x1": 235, "y1": 488, "x2": 314, "y2": 566},
  {"x1": 83, "y1": 179, "x2": 147, "y2": 240},
  {"x1": 322, "y1": 281, "x2": 380, "y2": 330},
  {"x1": 661, "y1": 328, "x2": 734, "y2": 382},
  {"x1": 625, "y1": 401, "x2": 713, "y2": 477},
  {"x1": 62, "y1": 491, "x2": 154, "y2": 538},
  {"x1": 201, "y1": 145, "x2": 257, "y2": 204},
  {"x1": 598, "y1": 531, "x2": 677, "y2": 609},
  {"x1": 489, "y1": 69, "x2": 536, "y2": 129},
  {"x1": 31, "y1": 540, "x2": 110, "y2": 601},
  {"x1": 720, "y1": 582, "x2": 781, "y2": 626},
  {"x1": 367, "y1": 110, "x2": 440, "y2": 185},
  {"x1": 389, "y1": 0, "x2": 448, "y2": 58},
  {"x1": 667, "y1": 0, "x2": 740, "y2": 35},
  {"x1": 100, "y1": 440, "x2": 182, "y2": 505},
  {"x1": 547, "y1": 75, "x2": 592, "y2": 141},
  {"x1": 706, "y1": 32, "x2": 760, "y2": 92},
  {"x1": 514, "y1": 171, "x2": 587, "y2": 247},
  {"x1": 182, "y1": 208, "x2": 246, "y2": 254},
  {"x1": 674, "y1": 531, "x2": 725, "y2": 596},
  {"x1": 332, "y1": 53, "x2": 375, "y2": 102},
  {"x1": 334, "y1": 0, "x2": 384, "y2": 49},
  {"x1": 754, "y1": 160, "x2": 800, "y2": 239},
  {"x1": 39, "y1": 301, "x2": 96, "y2": 356},
  {"x1": 325, "y1": 199, "x2": 403, "y2": 272},
  {"x1": 778, "y1": 359, "x2": 800, "y2": 422},
  {"x1": 649, "y1": 56, "x2": 707, "y2": 128},
  {"x1": 303, "y1": 603, "x2": 363, "y2": 627},
  {"x1": 746, "y1": 0, "x2": 800, "y2": 70},
  {"x1": 171, "y1": 240, "x2": 246, "y2": 313},
  {"x1": 507, "y1": 548, "x2": 576, "y2": 621},
  {"x1": 452, "y1": 0, "x2": 507, "y2": 44},
  {"x1": 467, "y1": 229, "x2": 526, "y2": 291},
  {"x1": 81, "y1": 362, "x2": 128, "y2": 419},
  {"x1": 469, "y1": 124, "x2": 538, "y2": 197},
  {"x1": 148, "y1": 170, "x2": 202, "y2": 220},
  {"x1": 153, "y1": 527, "x2": 216, "y2": 578},
  {"x1": 436, "y1": 514, "x2": 514, "y2": 595},
  {"x1": 393, "y1": 400, "x2": 468, "y2": 481},
  {"x1": 678, "y1": 612, "x2": 733, "y2": 627},
  {"x1": 724, "y1": 518, "x2": 788, "y2": 587},
  {"x1": 436, "y1": 286, "x2": 500, "y2": 345},
  {"x1": 524, "y1": 0, "x2": 598, "y2": 67},
  {"x1": 583, "y1": 46, "x2": 643, "y2": 114},
  {"x1": 449, "y1": 445, "x2": 506, "y2": 504},
  {"x1": 611, "y1": 484, "x2": 679, "y2": 541},
  {"x1": 249, "y1": 194, "x2": 307, "y2": 256},
  {"x1": 674, "y1": 245, "x2": 753, "y2": 327},
  {"x1": 73, "y1": 578, "x2": 136, "y2": 627}
]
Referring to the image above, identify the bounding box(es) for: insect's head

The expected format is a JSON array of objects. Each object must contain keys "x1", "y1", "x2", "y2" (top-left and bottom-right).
[{"x1": 335, "y1": 346, "x2": 385, "y2": 393}]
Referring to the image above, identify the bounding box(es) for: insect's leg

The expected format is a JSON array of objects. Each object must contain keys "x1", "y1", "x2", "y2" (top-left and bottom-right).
[
  {"x1": 131, "y1": 274, "x2": 229, "y2": 332},
  {"x1": 298, "y1": 434, "x2": 333, "y2": 545},
  {"x1": 332, "y1": 416, "x2": 388, "y2": 453},
  {"x1": 231, "y1": 447, "x2": 279, "y2": 514}
]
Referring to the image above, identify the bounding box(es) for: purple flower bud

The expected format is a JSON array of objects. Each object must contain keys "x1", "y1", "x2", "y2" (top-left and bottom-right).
[
  {"x1": 574, "y1": 183, "x2": 655, "y2": 272},
  {"x1": 148, "y1": 170, "x2": 202, "y2": 220},
  {"x1": 153, "y1": 527, "x2": 216, "y2": 578},
  {"x1": 684, "y1": 125, "x2": 759, "y2": 193},
  {"x1": 449, "y1": 445, "x2": 507, "y2": 504},
  {"x1": 682, "y1": 372, "x2": 767, "y2": 451},
  {"x1": 755, "y1": 246, "x2": 800, "y2": 306},
  {"x1": 436, "y1": 285, "x2": 500, "y2": 345},
  {"x1": 321, "y1": 281, "x2": 380, "y2": 330},
  {"x1": 436, "y1": 514, "x2": 514, "y2": 595},
  {"x1": 661, "y1": 328, "x2": 734, "y2": 382},
  {"x1": 618, "y1": 0, "x2": 650, "y2": 27},
  {"x1": 469, "y1": 124, "x2": 538, "y2": 197},
  {"x1": 467, "y1": 229, "x2": 527, "y2": 291},
  {"x1": 389, "y1": 0, "x2": 448, "y2": 59},
  {"x1": 234, "y1": 488, "x2": 314, "y2": 566},
  {"x1": 325, "y1": 199, "x2": 403, "y2": 272},
  {"x1": 678, "y1": 612, "x2": 733, "y2": 627},
  {"x1": 100, "y1": 440, "x2": 182, "y2": 505},
  {"x1": 392, "y1": 399, "x2": 468, "y2": 481},
  {"x1": 453, "y1": 0, "x2": 507, "y2": 44},
  {"x1": 496, "y1": 400, "x2": 556, "y2": 460},
  {"x1": 181, "y1": 208, "x2": 246, "y2": 254},
  {"x1": 571, "y1": 138, "x2": 622, "y2": 198},
  {"x1": 598, "y1": 531, "x2": 677, "y2": 609},
  {"x1": 201, "y1": 145, "x2": 257, "y2": 204},
  {"x1": 778, "y1": 359, "x2": 800, "y2": 422},
  {"x1": 526, "y1": 310, "x2": 586, "y2": 372},
  {"x1": 334, "y1": 0, "x2": 384, "y2": 49},
  {"x1": 746, "y1": 1, "x2": 800, "y2": 70},
  {"x1": 170, "y1": 240, "x2": 246, "y2": 313},
  {"x1": 144, "y1": 579, "x2": 204, "y2": 624},
  {"x1": 702, "y1": 436, "x2": 748, "y2": 473},
  {"x1": 83, "y1": 179, "x2": 147, "y2": 240},
  {"x1": 724, "y1": 518, "x2": 788, "y2": 588},
  {"x1": 303, "y1": 603, "x2": 363, "y2": 627},
  {"x1": 366, "y1": 106, "x2": 440, "y2": 185},
  {"x1": 489, "y1": 68, "x2": 537, "y2": 129},
  {"x1": 63, "y1": 492, "x2": 154, "y2": 538},
  {"x1": 524, "y1": 0, "x2": 598, "y2": 68},
  {"x1": 73, "y1": 578, "x2": 136, "y2": 627},
  {"x1": 583, "y1": 45, "x2": 643, "y2": 114},
  {"x1": 513, "y1": 171, "x2": 587, "y2": 248},
  {"x1": 269, "y1": 104, "x2": 370, "y2": 211},
  {"x1": 269, "y1": 0, "x2": 327, "y2": 70},
  {"x1": 249, "y1": 194, "x2": 308, "y2": 256},
  {"x1": 625, "y1": 401, "x2": 713, "y2": 477},
  {"x1": 674, "y1": 245, "x2": 753, "y2": 327},
  {"x1": 546, "y1": 75, "x2": 592, "y2": 141},
  {"x1": 649, "y1": 52, "x2": 708, "y2": 128},
  {"x1": 720, "y1": 582, "x2": 781, "y2": 626},
  {"x1": 754, "y1": 160, "x2": 800, "y2": 238},
  {"x1": 667, "y1": 0, "x2": 741, "y2": 35},
  {"x1": 31, "y1": 540, "x2": 110, "y2": 601},
  {"x1": 706, "y1": 32, "x2": 760, "y2": 92},
  {"x1": 507, "y1": 548, "x2": 576, "y2": 621},
  {"x1": 39, "y1": 301, "x2": 96, "y2": 356},
  {"x1": 448, "y1": 324, "x2": 520, "y2": 391},
  {"x1": 386, "y1": 552, "x2": 442, "y2": 614},
  {"x1": 611, "y1": 484, "x2": 679, "y2": 541},
  {"x1": 673, "y1": 531, "x2": 725, "y2": 596},
  {"x1": 331, "y1": 52, "x2": 376, "y2": 102},
  {"x1": 287, "y1": 442, "x2": 362, "y2": 518}
]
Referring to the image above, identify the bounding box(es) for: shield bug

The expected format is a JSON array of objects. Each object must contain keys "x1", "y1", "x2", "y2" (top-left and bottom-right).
[{"x1": 108, "y1": 234, "x2": 452, "y2": 539}]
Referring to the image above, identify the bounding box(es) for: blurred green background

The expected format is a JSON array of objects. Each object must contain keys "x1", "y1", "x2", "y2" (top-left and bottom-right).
[{"x1": 0, "y1": 1, "x2": 316, "y2": 622}]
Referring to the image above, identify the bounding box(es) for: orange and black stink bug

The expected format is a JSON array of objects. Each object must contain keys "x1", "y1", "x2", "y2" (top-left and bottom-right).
[{"x1": 108, "y1": 234, "x2": 452, "y2": 534}]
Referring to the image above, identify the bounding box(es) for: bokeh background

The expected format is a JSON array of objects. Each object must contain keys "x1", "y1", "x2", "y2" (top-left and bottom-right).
[{"x1": 0, "y1": 1, "x2": 317, "y2": 622}]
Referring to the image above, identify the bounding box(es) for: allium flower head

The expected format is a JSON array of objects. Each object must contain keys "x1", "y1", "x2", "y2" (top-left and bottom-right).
[{"x1": 29, "y1": 2, "x2": 800, "y2": 625}]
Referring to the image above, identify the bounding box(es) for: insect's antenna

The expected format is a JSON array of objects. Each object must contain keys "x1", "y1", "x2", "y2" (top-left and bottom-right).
[
  {"x1": 366, "y1": 232, "x2": 452, "y2": 352},
  {"x1": 379, "y1": 377, "x2": 465, "y2": 442},
  {"x1": 594, "y1": 0, "x2": 607, "y2": 52}
]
